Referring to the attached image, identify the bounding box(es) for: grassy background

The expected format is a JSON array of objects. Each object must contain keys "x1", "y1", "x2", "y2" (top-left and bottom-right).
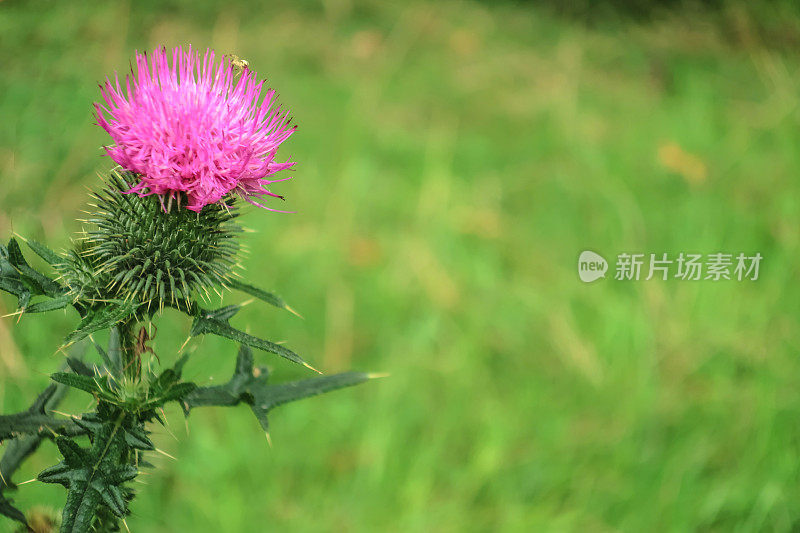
[{"x1": 2, "y1": 0, "x2": 800, "y2": 531}]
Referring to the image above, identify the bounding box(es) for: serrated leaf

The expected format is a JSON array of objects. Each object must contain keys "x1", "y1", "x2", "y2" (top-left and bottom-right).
[
  {"x1": 0, "y1": 276, "x2": 28, "y2": 299},
  {"x1": 26, "y1": 239, "x2": 64, "y2": 266},
  {"x1": 0, "y1": 274, "x2": 32, "y2": 312},
  {"x1": 159, "y1": 382, "x2": 196, "y2": 403},
  {"x1": 61, "y1": 486, "x2": 102, "y2": 532},
  {"x1": 123, "y1": 426, "x2": 154, "y2": 451},
  {"x1": 56, "y1": 437, "x2": 90, "y2": 466},
  {"x1": 66, "y1": 357, "x2": 94, "y2": 377},
  {"x1": 24, "y1": 292, "x2": 73, "y2": 313},
  {"x1": 36, "y1": 462, "x2": 72, "y2": 486},
  {"x1": 0, "y1": 413, "x2": 78, "y2": 441},
  {"x1": 234, "y1": 344, "x2": 255, "y2": 376},
  {"x1": 246, "y1": 372, "x2": 372, "y2": 433},
  {"x1": 65, "y1": 301, "x2": 140, "y2": 345},
  {"x1": 190, "y1": 310, "x2": 315, "y2": 370},
  {"x1": 6, "y1": 237, "x2": 63, "y2": 297},
  {"x1": 138, "y1": 358, "x2": 198, "y2": 413},
  {"x1": 153, "y1": 369, "x2": 179, "y2": 393},
  {"x1": 28, "y1": 382, "x2": 60, "y2": 414},
  {"x1": 181, "y1": 385, "x2": 239, "y2": 410},
  {"x1": 1, "y1": 380, "x2": 70, "y2": 478},
  {"x1": 249, "y1": 405, "x2": 271, "y2": 433},
  {"x1": 39, "y1": 417, "x2": 137, "y2": 531},
  {"x1": 99, "y1": 483, "x2": 126, "y2": 517},
  {"x1": 228, "y1": 279, "x2": 298, "y2": 315},
  {"x1": 185, "y1": 345, "x2": 373, "y2": 433},
  {"x1": 0, "y1": 383, "x2": 82, "y2": 441},
  {"x1": 72, "y1": 416, "x2": 102, "y2": 436},
  {"x1": 107, "y1": 464, "x2": 137, "y2": 485},
  {"x1": 205, "y1": 304, "x2": 241, "y2": 321},
  {"x1": 5, "y1": 239, "x2": 26, "y2": 270},
  {"x1": 0, "y1": 364, "x2": 82, "y2": 528},
  {"x1": 50, "y1": 373, "x2": 103, "y2": 396},
  {"x1": 251, "y1": 372, "x2": 372, "y2": 413},
  {"x1": 17, "y1": 290, "x2": 31, "y2": 311},
  {"x1": 1, "y1": 435, "x2": 40, "y2": 488}
]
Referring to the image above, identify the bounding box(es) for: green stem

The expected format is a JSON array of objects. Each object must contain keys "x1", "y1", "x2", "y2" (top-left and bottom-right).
[{"x1": 116, "y1": 319, "x2": 139, "y2": 380}]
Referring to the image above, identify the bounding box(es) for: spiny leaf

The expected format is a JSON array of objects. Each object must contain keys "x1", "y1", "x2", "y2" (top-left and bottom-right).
[
  {"x1": 123, "y1": 425, "x2": 154, "y2": 451},
  {"x1": 71, "y1": 415, "x2": 102, "y2": 436},
  {"x1": 0, "y1": 243, "x2": 13, "y2": 271},
  {"x1": 56, "y1": 437, "x2": 90, "y2": 466},
  {"x1": 99, "y1": 484, "x2": 127, "y2": 518},
  {"x1": 6, "y1": 237, "x2": 63, "y2": 297},
  {"x1": 190, "y1": 309, "x2": 317, "y2": 371},
  {"x1": 73, "y1": 413, "x2": 153, "y2": 452},
  {"x1": 0, "y1": 247, "x2": 33, "y2": 310},
  {"x1": 0, "y1": 384, "x2": 82, "y2": 441},
  {"x1": 28, "y1": 381, "x2": 61, "y2": 413},
  {"x1": 153, "y1": 369, "x2": 180, "y2": 393},
  {"x1": 0, "y1": 412, "x2": 81, "y2": 442},
  {"x1": 251, "y1": 372, "x2": 374, "y2": 413},
  {"x1": 26, "y1": 239, "x2": 65, "y2": 266},
  {"x1": 39, "y1": 417, "x2": 137, "y2": 532},
  {"x1": 66, "y1": 357, "x2": 94, "y2": 377},
  {"x1": 204, "y1": 304, "x2": 241, "y2": 321},
  {"x1": 159, "y1": 382, "x2": 197, "y2": 403},
  {"x1": 0, "y1": 277, "x2": 28, "y2": 300},
  {"x1": 50, "y1": 373, "x2": 104, "y2": 396},
  {"x1": 24, "y1": 292, "x2": 74, "y2": 313},
  {"x1": 1, "y1": 436, "x2": 41, "y2": 488},
  {"x1": 183, "y1": 345, "x2": 262, "y2": 410},
  {"x1": 1, "y1": 360, "x2": 77, "y2": 478},
  {"x1": 227, "y1": 279, "x2": 299, "y2": 316},
  {"x1": 65, "y1": 301, "x2": 140, "y2": 345},
  {"x1": 142, "y1": 365, "x2": 197, "y2": 412},
  {"x1": 0, "y1": 359, "x2": 83, "y2": 527},
  {"x1": 247, "y1": 371, "x2": 375, "y2": 433},
  {"x1": 4, "y1": 239, "x2": 28, "y2": 275},
  {"x1": 185, "y1": 345, "x2": 374, "y2": 433}
]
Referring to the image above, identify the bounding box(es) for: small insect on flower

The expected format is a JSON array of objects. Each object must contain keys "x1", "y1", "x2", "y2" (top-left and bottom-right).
[
  {"x1": 228, "y1": 54, "x2": 250, "y2": 77},
  {"x1": 95, "y1": 46, "x2": 296, "y2": 212}
]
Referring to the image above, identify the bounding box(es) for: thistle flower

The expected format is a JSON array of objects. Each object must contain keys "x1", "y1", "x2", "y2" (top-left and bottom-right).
[{"x1": 95, "y1": 46, "x2": 296, "y2": 212}]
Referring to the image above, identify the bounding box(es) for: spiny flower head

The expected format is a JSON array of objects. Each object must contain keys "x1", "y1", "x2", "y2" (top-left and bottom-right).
[
  {"x1": 95, "y1": 46, "x2": 296, "y2": 212},
  {"x1": 61, "y1": 170, "x2": 241, "y2": 311}
]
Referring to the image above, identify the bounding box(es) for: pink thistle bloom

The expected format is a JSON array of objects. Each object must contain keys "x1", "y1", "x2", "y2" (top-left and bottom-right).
[{"x1": 95, "y1": 46, "x2": 296, "y2": 212}]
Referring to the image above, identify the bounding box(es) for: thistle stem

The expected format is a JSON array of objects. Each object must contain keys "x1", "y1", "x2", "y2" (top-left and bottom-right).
[{"x1": 117, "y1": 319, "x2": 140, "y2": 380}]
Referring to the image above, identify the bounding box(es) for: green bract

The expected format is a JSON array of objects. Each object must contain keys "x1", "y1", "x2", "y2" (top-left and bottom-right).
[{"x1": 60, "y1": 169, "x2": 241, "y2": 313}]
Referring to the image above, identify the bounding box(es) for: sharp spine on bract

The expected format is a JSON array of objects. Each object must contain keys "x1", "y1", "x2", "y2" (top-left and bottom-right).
[{"x1": 57, "y1": 171, "x2": 241, "y2": 314}]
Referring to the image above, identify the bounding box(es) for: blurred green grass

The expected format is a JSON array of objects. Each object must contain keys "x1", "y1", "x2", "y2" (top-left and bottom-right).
[{"x1": 1, "y1": 0, "x2": 800, "y2": 531}]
